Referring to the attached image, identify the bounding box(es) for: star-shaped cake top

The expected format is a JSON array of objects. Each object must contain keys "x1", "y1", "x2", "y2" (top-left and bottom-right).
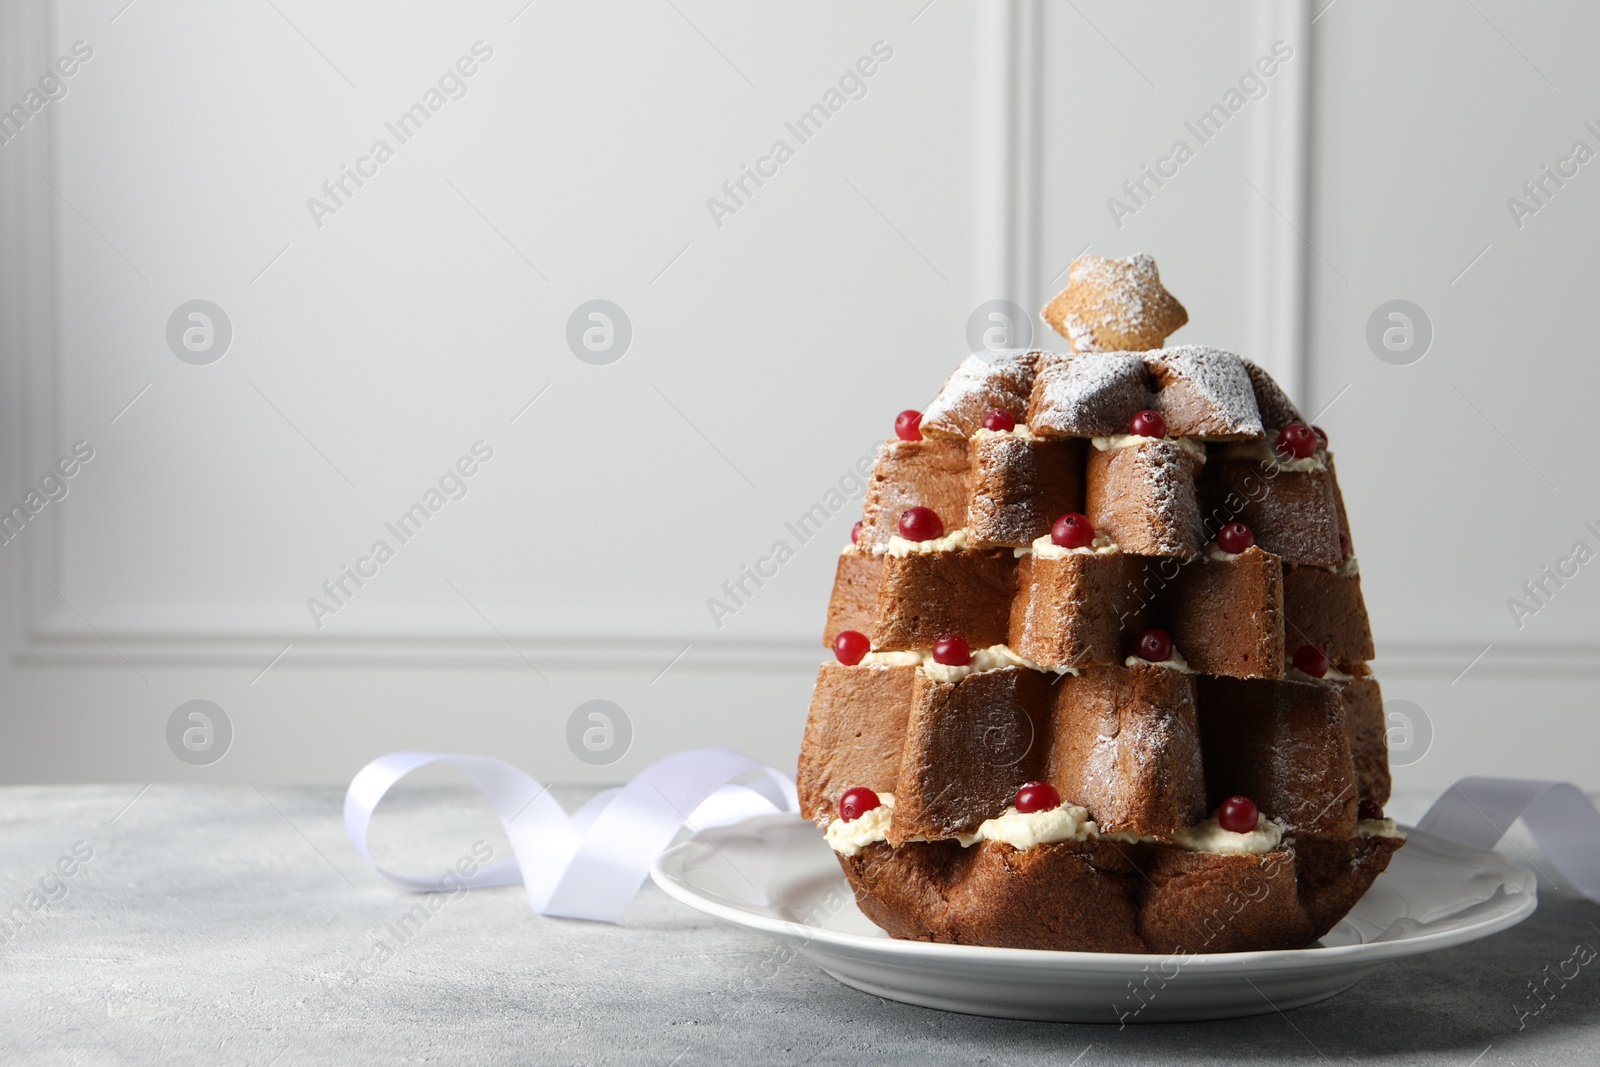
[{"x1": 1041, "y1": 253, "x2": 1188, "y2": 352}]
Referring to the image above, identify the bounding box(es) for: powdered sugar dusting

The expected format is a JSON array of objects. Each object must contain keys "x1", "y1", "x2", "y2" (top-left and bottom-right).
[
  {"x1": 1067, "y1": 257, "x2": 1148, "y2": 350},
  {"x1": 1042, "y1": 254, "x2": 1187, "y2": 352},
  {"x1": 1239, "y1": 357, "x2": 1305, "y2": 429},
  {"x1": 1028, "y1": 347, "x2": 1272, "y2": 441},
  {"x1": 1129, "y1": 444, "x2": 1203, "y2": 557},
  {"x1": 1028, "y1": 352, "x2": 1150, "y2": 437},
  {"x1": 1087, "y1": 441, "x2": 1204, "y2": 557},
  {"x1": 1144, "y1": 346, "x2": 1264, "y2": 438},
  {"x1": 920, "y1": 350, "x2": 1038, "y2": 439}
]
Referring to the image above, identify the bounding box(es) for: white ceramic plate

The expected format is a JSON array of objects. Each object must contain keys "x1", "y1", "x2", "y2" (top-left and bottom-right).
[{"x1": 651, "y1": 814, "x2": 1536, "y2": 1023}]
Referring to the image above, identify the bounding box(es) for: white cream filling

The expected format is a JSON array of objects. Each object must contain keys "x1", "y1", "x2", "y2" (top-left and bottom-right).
[
  {"x1": 859, "y1": 644, "x2": 1075, "y2": 679},
  {"x1": 1169, "y1": 814, "x2": 1285, "y2": 855},
  {"x1": 824, "y1": 797, "x2": 1288, "y2": 857},
  {"x1": 954, "y1": 804, "x2": 1098, "y2": 849},
  {"x1": 1334, "y1": 556, "x2": 1360, "y2": 577},
  {"x1": 972, "y1": 424, "x2": 1038, "y2": 442},
  {"x1": 1287, "y1": 663, "x2": 1354, "y2": 683},
  {"x1": 1206, "y1": 542, "x2": 1245, "y2": 562},
  {"x1": 1125, "y1": 648, "x2": 1194, "y2": 674},
  {"x1": 921, "y1": 643, "x2": 1075, "y2": 682},
  {"x1": 823, "y1": 793, "x2": 895, "y2": 857},
  {"x1": 858, "y1": 650, "x2": 923, "y2": 668},
  {"x1": 1355, "y1": 817, "x2": 1406, "y2": 840},
  {"x1": 1019, "y1": 532, "x2": 1120, "y2": 560},
  {"x1": 1219, "y1": 439, "x2": 1328, "y2": 473},
  {"x1": 1091, "y1": 433, "x2": 1207, "y2": 462},
  {"x1": 885, "y1": 528, "x2": 968, "y2": 556}
]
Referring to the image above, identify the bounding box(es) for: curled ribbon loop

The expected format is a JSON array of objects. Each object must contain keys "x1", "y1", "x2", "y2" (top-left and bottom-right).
[
  {"x1": 1417, "y1": 777, "x2": 1600, "y2": 904},
  {"x1": 343, "y1": 748, "x2": 798, "y2": 923},
  {"x1": 348, "y1": 758, "x2": 1600, "y2": 921}
]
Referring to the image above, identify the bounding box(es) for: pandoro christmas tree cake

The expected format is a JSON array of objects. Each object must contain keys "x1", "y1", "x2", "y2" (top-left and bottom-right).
[{"x1": 797, "y1": 254, "x2": 1404, "y2": 954}]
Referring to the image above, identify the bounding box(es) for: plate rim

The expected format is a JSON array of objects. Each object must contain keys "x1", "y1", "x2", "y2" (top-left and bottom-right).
[{"x1": 650, "y1": 813, "x2": 1538, "y2": 972}]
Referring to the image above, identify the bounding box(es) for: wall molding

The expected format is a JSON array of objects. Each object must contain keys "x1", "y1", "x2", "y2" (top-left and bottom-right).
[
  {"x1": 7, "y1": 1, "x2": 1589, "y2": 679},
  {"x1": 1247, "y1": 0, "x2": 1312, "y2": 403},
  {"x1": 12, "y1": 629, "x2": 1598, "y2": 678},
  {"x1": 3, "y1": 0, "x2": 67, "y2": 655},
  {"x1": 974, "y1": 0, "x2": 1040, "y2": 310}
]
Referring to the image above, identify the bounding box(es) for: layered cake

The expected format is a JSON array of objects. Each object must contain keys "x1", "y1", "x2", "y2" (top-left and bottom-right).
[{"x1": 798, "y1": 254, "x2": 1403, "y2": 954}]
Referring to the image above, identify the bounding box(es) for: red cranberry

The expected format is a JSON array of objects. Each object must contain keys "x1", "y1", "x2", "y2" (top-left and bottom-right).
[
  {"x1": 1050, "y1": 512, "x2": 1095, "y2": 549},
  {"x1": 898, "y1": 507, "x2": 943, "y2": 542},
  {"x1": 1217, "y1": 795, "x2": 1259, "y2": 834},
  {"x1": 839, "y1": 786, "x2": 881, "y2": 823},
  {"x1": 982, "y1": 409, "x2": 1016, "y2": 433},
  {"x1": 1274, "y1": 423, "x2": 1318, "y2": 460},
  {"x1": 932, "y1": 635, "x2": 971, "y2": 666},
  {"x1": 1014, "y1": 781, "x2": 1062, "y2": 814},
  {"x1": 1135, "y1": 627, "x2": 1173, "y2": 662},
  {"x1": 1293, "y1": 643, "x2": 1330, "y2": 678},
  {"x1": 1339, "y1": 531, "x2": 1352, "y2": 560},
  {"x1": 1217, "y1": 522, "x2": 1255, "y2": 554},
  {"x1": 850, "y1": 520, "x2": 863, "y2": 545},
  {"x1": 1312, "y1": 425, "x2": 1329, "y2": 448},
  {"x1": 833, "y1": 630, "x2": 870, "y2": 666},
  {"x1": 895, "y1": 410, "x2": 923, "y2": 441},
  {"x1": 1358, "y1": 799, "x2": 1385, "y2": 822},
  {"x1": 1129, "y1": 409, "x2": 1166, "y2": 438}
]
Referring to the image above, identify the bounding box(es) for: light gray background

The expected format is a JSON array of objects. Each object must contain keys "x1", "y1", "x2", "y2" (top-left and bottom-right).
[{"x1": 1, "y1": 0, "x2": 1596, "y2": 791}]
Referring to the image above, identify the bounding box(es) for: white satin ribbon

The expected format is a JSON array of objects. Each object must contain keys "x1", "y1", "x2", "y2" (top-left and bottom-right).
[
  {"x1": 347, "y1": 755, "x2": 1600, "y2": 920},
  {"x1": 1417, "y1": 777, "x2": 1600, "y2": 903},
  {"x1": 343, "y1": 748, "x2": 798, "y2": 922}
]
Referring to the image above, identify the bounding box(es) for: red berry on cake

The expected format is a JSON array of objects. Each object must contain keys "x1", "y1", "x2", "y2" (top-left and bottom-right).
[
  {"x1": 898, "y1": 506, "x2": 944, "y2": 542},
  {"x1": 1014, "y1": 781, "x2": 1062, "y2": 814},
  {"x1": 1293, "y1": 643, "x2": 1330, "y2": 678},
  {"x1": 1135, "y1": 627, "x2": 1173, "y2": 662},
  {"x1": 982, "y1": 409, "x2": 1016, "y2": 433},
  {"x1": 1339, "y1": 531, "x2": 1353, "y2": 560},
  {"x1": 1274, "y1": 423, "x2": 1318, "y2": 460},
  {"x1": 1312, "y1": 425, "x2": 1329, "y2": 447},
  {"x1": 1129, "y1": 409, "x2": 1166, "y2": 438},
  {"x1": 895, "y1": 410, "x2": 923, "y2": 441},
  {"x1": 1358, "y1": 799, "x2": 1384, "y2": 822},
  {"x1": 1050, "y1": 512, "x2": 1095, "y2": 549},
  {"x1": 839, "y1": 786, "x2": 881, "y2": 823},
  {"x1": 1217, "y1": 795, "x2": 1259, "y2": 834},
  {"x1": 833, "y1": 630, "x2": 870, "y2": 666},
  {"x1": 1217, "y1": 522, "x2": 1254, "y2": 554},
  {"x1": 851, "y1": 520, "x2": 863, "y2": 545},
  {"x1": 932, "y1": 635, "x2": 971, "y2": 666}
]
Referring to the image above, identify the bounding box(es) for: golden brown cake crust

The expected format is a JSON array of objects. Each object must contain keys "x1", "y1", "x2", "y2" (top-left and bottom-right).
[
  {"x1": 822, "y1": 548, "x2": 882, "y2": 648},
  {"x1": 1008, "y1": 551, "x2": 1151, "y2": 669},
  {"x1": 840, "y1": 834, "x2": 1402, "y2": 954},
  {"x1": 870, "y1": 550, "x2": 1017, "y2": 650},
  {"x1": 1338, "y1": 675, "x2": 1392, "y2": 807},
  {"x1": 1202, "y1": 459, "x2": 1343, "y2": 566},
  {"x1": 1166, "y1": 547, "x2": 1286, "y2": 678},
  {"x1": 1283, "y1": 564, "x2": 1376, "y2": 664},
  {"x1": 1086, "y1": 442, "x2": 1204, "y2": 558},
  {"x1": 1027, "y1": 352, "x2": 1152, "y2": 437},
  {"x1": 888, "y1": 668, "x2": 1053, "y2": 844},
  {"x1": 797, "y1": 663, "x2": 917, "y2": 823},
  {"x1": 1041, "y1": 254, "x2": 1188, "y2": 353},
  {"x1": 1047, "y1": 666, "x2": 1206, "y2": 837},
  {"x1": 920, "y1": 351, "x2": 1040, "y2": 440},
  {"x1": 1197, "y1": 676, "x2": 1359, "y2": 837},
  {"x1": 966, "y1": 434, "x2": 1085, "y2": 548},
  {"x1": 858, "y1": 438, "x2": 970, "y2": 551}
]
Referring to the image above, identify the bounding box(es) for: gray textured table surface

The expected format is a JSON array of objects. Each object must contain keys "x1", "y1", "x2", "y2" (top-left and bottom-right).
[{"x1": 2, "y1": 782, "x2": 1596, "y2": 1066}]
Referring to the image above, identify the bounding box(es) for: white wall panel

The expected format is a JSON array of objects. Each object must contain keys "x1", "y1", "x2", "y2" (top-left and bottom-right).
[{"x1": 3, "y1": 0, "x2": 1595, "y2": 789}]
